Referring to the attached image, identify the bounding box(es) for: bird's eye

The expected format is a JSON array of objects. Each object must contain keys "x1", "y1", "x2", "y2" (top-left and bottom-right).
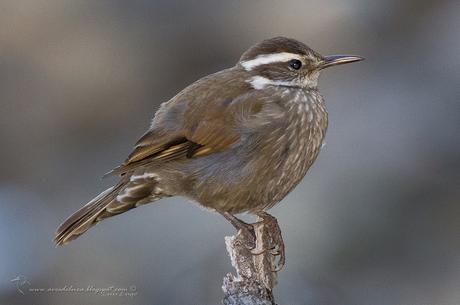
[{"x1": 289, "y1": 59, "x2": 302, "y2": 70}]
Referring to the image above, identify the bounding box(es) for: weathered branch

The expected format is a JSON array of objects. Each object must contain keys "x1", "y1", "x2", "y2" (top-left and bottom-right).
[{"x1": 222, "y1": 216, "x2": 280, "y2": 305}]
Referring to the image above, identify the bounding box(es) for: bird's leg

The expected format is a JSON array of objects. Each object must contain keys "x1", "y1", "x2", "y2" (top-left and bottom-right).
[
  {"x1": 218, "y1": 210, "x2": 256, "y2": 249},
  {"x1": 252, "y1": 211, "x2": 286, "y2": 272}
]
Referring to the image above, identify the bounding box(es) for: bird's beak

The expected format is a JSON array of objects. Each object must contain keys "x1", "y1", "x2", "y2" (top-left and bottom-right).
[{"x1": 319, "y1": 55, "x2": 364, "y2": 70}]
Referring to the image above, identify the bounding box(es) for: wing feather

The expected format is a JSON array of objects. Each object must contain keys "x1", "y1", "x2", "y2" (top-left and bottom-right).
[{"x1": 106, "y1": 86, "x2": 268, "y2": 176}]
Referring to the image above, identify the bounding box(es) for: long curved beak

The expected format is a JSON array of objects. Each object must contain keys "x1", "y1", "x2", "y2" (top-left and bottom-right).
[{"x1": 320, "y1": 55, "x2": 364, "y2": 69}]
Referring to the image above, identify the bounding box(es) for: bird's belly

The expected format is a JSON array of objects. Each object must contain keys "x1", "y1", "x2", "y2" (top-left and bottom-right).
[
  {"x1": 176, "y1": 148, "x2": 271, "y2": 213},
  {"x1": 173, "y1": 132, "x2": 322, "y2": 214}
]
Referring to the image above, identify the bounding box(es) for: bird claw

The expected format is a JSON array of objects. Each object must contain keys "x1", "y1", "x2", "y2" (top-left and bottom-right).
[
  {"x1": 240, "y1": 227, "x2": 257, "y2": 250},
  {"x1": 252, "y1": 211, "x2": 286, "y2": 272},
  {"x1": 271, "y1": 246, "x2": 286, "y2": 272},
  {"x1": 219, "y1": 209, "x2": 286, "y2": 271},
  {"x1": 250, "y1": 245, "x2": 276, "y2": 256}
]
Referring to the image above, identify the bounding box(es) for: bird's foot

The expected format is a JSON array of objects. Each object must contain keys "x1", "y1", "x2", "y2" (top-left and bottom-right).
[
  {"x1": 219, "y1": 211, "x2": 256, "y2": 249},
  {"x1": 251, "y1": 211, "x2": 285, "y2": 272},
  {"x1": 218, "y1": 210, "x2": 285, "y2": 271}
]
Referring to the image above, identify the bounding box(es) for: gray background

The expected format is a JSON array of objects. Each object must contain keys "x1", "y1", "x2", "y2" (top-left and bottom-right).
[{"x1": 1, "y1": 0, "x2": 459, "y2": 305}]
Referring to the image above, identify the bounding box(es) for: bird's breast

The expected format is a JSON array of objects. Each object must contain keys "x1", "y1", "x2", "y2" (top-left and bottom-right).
[{"x1": 249, "y1": 88, "x2": 328, "y2": 209}]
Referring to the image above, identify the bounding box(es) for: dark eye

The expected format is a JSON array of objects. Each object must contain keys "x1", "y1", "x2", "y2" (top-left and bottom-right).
[{"x1": 289, "y1": 59, "x2": 302, "y2": 70}]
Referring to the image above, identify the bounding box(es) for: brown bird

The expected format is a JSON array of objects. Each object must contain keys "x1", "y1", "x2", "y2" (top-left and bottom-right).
[{"x1": 54, "y1": 37, "x2": 363, "y2": 269}]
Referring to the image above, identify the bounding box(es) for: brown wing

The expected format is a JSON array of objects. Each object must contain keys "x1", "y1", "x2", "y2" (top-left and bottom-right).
[{"x1": 107, "y1": 91, "x2": 265, "y2": 177}]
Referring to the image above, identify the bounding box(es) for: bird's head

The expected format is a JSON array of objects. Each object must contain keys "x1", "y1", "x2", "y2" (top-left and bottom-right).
[{"x1": 239, "y1": 37, "x2": 363, "y2": 89}]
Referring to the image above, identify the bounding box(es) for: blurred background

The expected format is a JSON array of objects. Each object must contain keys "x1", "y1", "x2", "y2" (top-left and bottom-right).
[{"x1": 1, "y1": 0, "x2": 459, "y2": 304}]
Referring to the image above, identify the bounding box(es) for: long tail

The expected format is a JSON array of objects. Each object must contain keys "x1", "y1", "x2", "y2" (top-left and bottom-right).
[{"x1": 54, "y1": 175, "x2": 166, "y2": 245}]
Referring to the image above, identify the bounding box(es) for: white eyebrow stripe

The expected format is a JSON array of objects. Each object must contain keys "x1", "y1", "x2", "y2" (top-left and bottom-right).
[{"x1": 241, "y1": 52, "x2": 302, "y2": 71}]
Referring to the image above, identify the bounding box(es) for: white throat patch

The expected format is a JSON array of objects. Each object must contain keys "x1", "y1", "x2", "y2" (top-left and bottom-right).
[
  {"x1": 241, "y1": 52, "x2": 302, "y2": 71},
  {"x1": 247, "y1": 76, "x2": 294, "y2": 89}
]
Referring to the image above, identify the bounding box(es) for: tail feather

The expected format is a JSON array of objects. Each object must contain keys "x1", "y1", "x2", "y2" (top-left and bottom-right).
[
  {"x1": 54, "y1": 183, "x2": 124, "y2": 245},
  {"x1": 54, "y1": 175, "x2": 165, "y2": 245}
]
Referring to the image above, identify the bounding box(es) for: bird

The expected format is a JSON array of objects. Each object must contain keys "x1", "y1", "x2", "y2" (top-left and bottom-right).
[{"x1": 54, "y1": 37, "x2": 363, "y2": 269}]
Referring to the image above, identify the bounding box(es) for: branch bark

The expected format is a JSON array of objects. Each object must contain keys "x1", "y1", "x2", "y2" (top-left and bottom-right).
[{"x1": 222, "y1": 216, "x2": 280, "y2": 305}]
